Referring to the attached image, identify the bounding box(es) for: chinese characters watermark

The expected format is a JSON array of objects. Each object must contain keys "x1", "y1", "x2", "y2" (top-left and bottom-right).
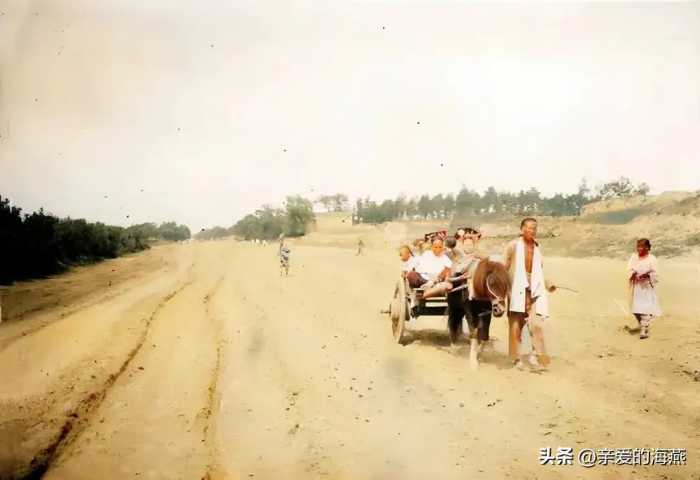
[{"x1": 539, "y1": 447, "x2": 687, "y2": 468}]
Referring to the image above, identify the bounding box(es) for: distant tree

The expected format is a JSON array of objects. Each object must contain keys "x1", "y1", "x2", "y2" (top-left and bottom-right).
[
  {"x1": 195, "y1": 226, "x2": 231, "y2": 240},
  {"x1": 635, "y1": 182, "x2": 651, "y2": 196},
  {"x1": 232, "y1": 214, "x2": 263, "y2": 239},
  {"x1": 597, "y1": 176, "x2": 634, "y2": 199},
  {"x1": 316, "y1": 195, "x2": 334, "y2": 212},
  {"x1": 417, "y1": 195, "x2": 431, "y2": 219},
  {"x1": 127, "y1": 222, "x2": 159, "y2": 240},
  {"x1": 394, "y1": 195, "x2": 407, "y2": 220},
  {"x1": 523, "y1": 187, "x2": 542, "y2": 213},
  {"x1": 577, "y1": 177, "x2": 592, "y2": 200},
  {"x1": 443, "y1": 193, "x2": 455, "y2": 218},
  {"x1": 0, "y1": 195, "x2": 158, "y2": 285},
  {"x1": 158, "y1": 222, "x2": 191, "y2": 241},
  {"x1": 482, "y1": 187, "x2": 499, "y2": 214},
  {"x1": 284, "y1": 195, "x2": 315, "y2": 236},
  {"x1": 406, "y1": 197, "x2": 418, "y2": 219},
  {"x1": 455, "y1": 187, "x2": 479, "y2": 216},
  {"x1": 499, "y1": 191, "x2": 516, "y2": 214},
  {"x1": 331, "y1": 193, "x2": 349, "y2": 212}
]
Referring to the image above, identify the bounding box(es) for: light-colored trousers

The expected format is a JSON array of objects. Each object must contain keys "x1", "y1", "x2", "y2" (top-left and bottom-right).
[{"x1": 508, "y1": 313, "x2": 546, "y2": 361}]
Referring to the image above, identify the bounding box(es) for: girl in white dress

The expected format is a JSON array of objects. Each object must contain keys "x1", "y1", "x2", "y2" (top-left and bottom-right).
[{"x1": 627, "y1": 238, "x2": 662, "y2": 339}]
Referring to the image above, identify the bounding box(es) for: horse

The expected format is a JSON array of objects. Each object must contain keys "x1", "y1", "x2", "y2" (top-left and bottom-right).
[{"x1": 447, "y1": 259, "x2": 511, "y2": 369}]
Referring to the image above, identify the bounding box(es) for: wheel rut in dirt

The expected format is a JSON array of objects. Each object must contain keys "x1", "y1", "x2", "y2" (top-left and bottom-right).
[{"x1": 20, "y1": 280, "x2": 192, "y2": 480}]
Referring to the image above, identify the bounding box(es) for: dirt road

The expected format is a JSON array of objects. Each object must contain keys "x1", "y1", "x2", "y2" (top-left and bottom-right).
[{"x1": 1, "y1": 238, "x2": 698, "y2": 479}]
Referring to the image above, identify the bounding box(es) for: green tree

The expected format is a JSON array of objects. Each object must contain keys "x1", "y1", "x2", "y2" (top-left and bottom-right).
[
  {"x1": 455, "y1": 187, "x2": 479, "y2": 216},
  {"x1": 0, "y1": 196, "x2": 156, "y2": 285},
  {"x1": 332, "y1": 193, "x2": 349, "y2": 212},
  {"x1": 158, "y1": 222, "x2": 191, "y2": 241},
  {"x1": 635, "y1": 182, "x2": 650, "y2": 196},
  {"x1": 443, "y1": 193, "x2": 455, "y2": 218},
  {"x1": 482, "y1": 187, "x2": 498, "y2": 214},
  {"x1": 417, "y1": 195, "x2": 431, "y2": 219},
  {"x1": 523, "y1": 187, "x2": 541, "y2": 213},
  {"x1": 316, "y1": 195, "x2": 334, "y2": 212},
  {"x1": 285, "y1": 196, "x2": 315, "y2": 236}
]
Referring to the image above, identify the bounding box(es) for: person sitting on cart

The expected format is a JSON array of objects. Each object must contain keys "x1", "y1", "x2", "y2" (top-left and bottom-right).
[
  {"x1": 399, "y1": 245, "x2": 417, "y2": 278},
  {"x1": 406, "y1": 238, "x2": 453, "y2": 298},
  {"x1": 445, "y1": 237, "x2": 471, "y2": 277},
  {"x1": 412, "y1": 238, "x2": 427, "y2": 254}
]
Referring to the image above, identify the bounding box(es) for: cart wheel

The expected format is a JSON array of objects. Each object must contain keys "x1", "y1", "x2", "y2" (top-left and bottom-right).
[{"x1": 391, "y1": 280, "x2": 408, "y2": 344}]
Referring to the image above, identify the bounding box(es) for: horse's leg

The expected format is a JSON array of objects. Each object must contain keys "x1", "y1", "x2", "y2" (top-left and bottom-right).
[
  {"x1": 465, "y1": 301, "x2": 479, "y2": 369},
  {"x1": 464, "y1": 300, "x2": 477, "y2": 341},
  {"x1": 479, "y1": 306, "x2": 492, "y2": 343},
  {"x1": 447, "y1": 290, "x2": 465, "y2": 349},
  {"x1": 475, "y1": 304, "x2": 491, "y2": 361}
]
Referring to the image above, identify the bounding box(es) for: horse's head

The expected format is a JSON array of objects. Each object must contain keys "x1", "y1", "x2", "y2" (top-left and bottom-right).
[{"x1": 484, "y1": 262, "x2": 511, "y2": 318}]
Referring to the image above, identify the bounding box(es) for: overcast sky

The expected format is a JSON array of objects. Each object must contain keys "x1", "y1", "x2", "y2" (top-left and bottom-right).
[{"x1": 1, "y1": 1, "x2": 699, "y2": 231}]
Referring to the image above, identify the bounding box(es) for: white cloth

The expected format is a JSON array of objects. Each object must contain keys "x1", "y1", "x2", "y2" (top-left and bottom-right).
[
  {"x1": 627, "y1": 253, "x2": 662, "y2": 316},
  {"x1": 510, "y1": 238, "x2": 549, "y2": 317},
  {"x1": 416, "y1": 251, "x2": 452, "y2": 281},
  {"x1": 279, "y1": 246, "x2": 290, "y2": 259},
  {"x1": 400, "y1": 256, "x2": 418, "y2": 273}
]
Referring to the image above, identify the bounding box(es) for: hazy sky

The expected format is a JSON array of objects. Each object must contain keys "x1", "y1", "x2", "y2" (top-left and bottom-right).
[{"x1": 1, "y1": 1, "x2": 699, "y2": 231}]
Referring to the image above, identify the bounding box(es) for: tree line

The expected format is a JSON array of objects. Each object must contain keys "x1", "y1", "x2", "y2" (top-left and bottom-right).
[
  {"x1": 353, "y1": 177, "x2": 651, "y2": 224},
  {"x1": 0, "y1": 195, "x2": 191, "y2": 285},
  {"x1": 196, "y1": 195, "x2": 315, "y2": 241},
  {"x1": 314, "y1": 194, "x2": 349, "y2": 213}
]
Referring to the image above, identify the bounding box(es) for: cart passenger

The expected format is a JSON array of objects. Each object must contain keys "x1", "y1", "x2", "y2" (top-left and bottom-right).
[
  {"x1": 406, "y1": 238, "x2": 453, "y2": 298},
  {"x1": 399, "y1": 245, "x2": 417, "y2": 277}
]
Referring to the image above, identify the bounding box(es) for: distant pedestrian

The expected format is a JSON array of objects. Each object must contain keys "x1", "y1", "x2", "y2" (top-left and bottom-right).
[
  {"x1": 627, "y1": 238, "x2": 661, "y2": 339},
  {"x1": 279, "y1": 241, "x2": 291, "y2": 277}
]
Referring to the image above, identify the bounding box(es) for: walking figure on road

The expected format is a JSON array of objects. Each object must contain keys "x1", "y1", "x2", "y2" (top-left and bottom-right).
[
  {"x1": 279, "y1": 241, "x2": 291, "y2": 277},
  {"x1": 627, "y1": 238, "x2": 661, "y2": 339},
  {"x1": 503, "y1": 218, "x2": 557, "y2": 371},
  {"x1": 357, "y1": 238, "x2": 365, "y2": 256}
]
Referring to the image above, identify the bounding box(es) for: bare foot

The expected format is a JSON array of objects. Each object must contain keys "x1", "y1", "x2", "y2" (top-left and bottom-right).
[{"x1": 528, "y1": 354, "x2": 547, "y2": 372}]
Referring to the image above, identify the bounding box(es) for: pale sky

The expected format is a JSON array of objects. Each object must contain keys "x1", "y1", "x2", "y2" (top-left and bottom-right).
[{"x1": 1, "y1": 1, "x2": 699, "y2": 231}]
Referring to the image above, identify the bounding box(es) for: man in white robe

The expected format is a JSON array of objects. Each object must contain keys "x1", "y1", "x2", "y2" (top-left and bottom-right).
[{"x1": 503, "y1": 218, "x2": 556, "y2": 370}]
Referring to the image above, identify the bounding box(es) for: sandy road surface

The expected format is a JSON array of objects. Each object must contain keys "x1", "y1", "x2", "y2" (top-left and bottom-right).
[{"x1": 1, "y1": 240, "x2": 699, "y2": 479}]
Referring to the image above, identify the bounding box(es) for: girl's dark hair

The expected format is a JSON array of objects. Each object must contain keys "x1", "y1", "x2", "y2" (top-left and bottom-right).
[{"x1": 637, "y1": 238, "x2": 651, "y2": 249}]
